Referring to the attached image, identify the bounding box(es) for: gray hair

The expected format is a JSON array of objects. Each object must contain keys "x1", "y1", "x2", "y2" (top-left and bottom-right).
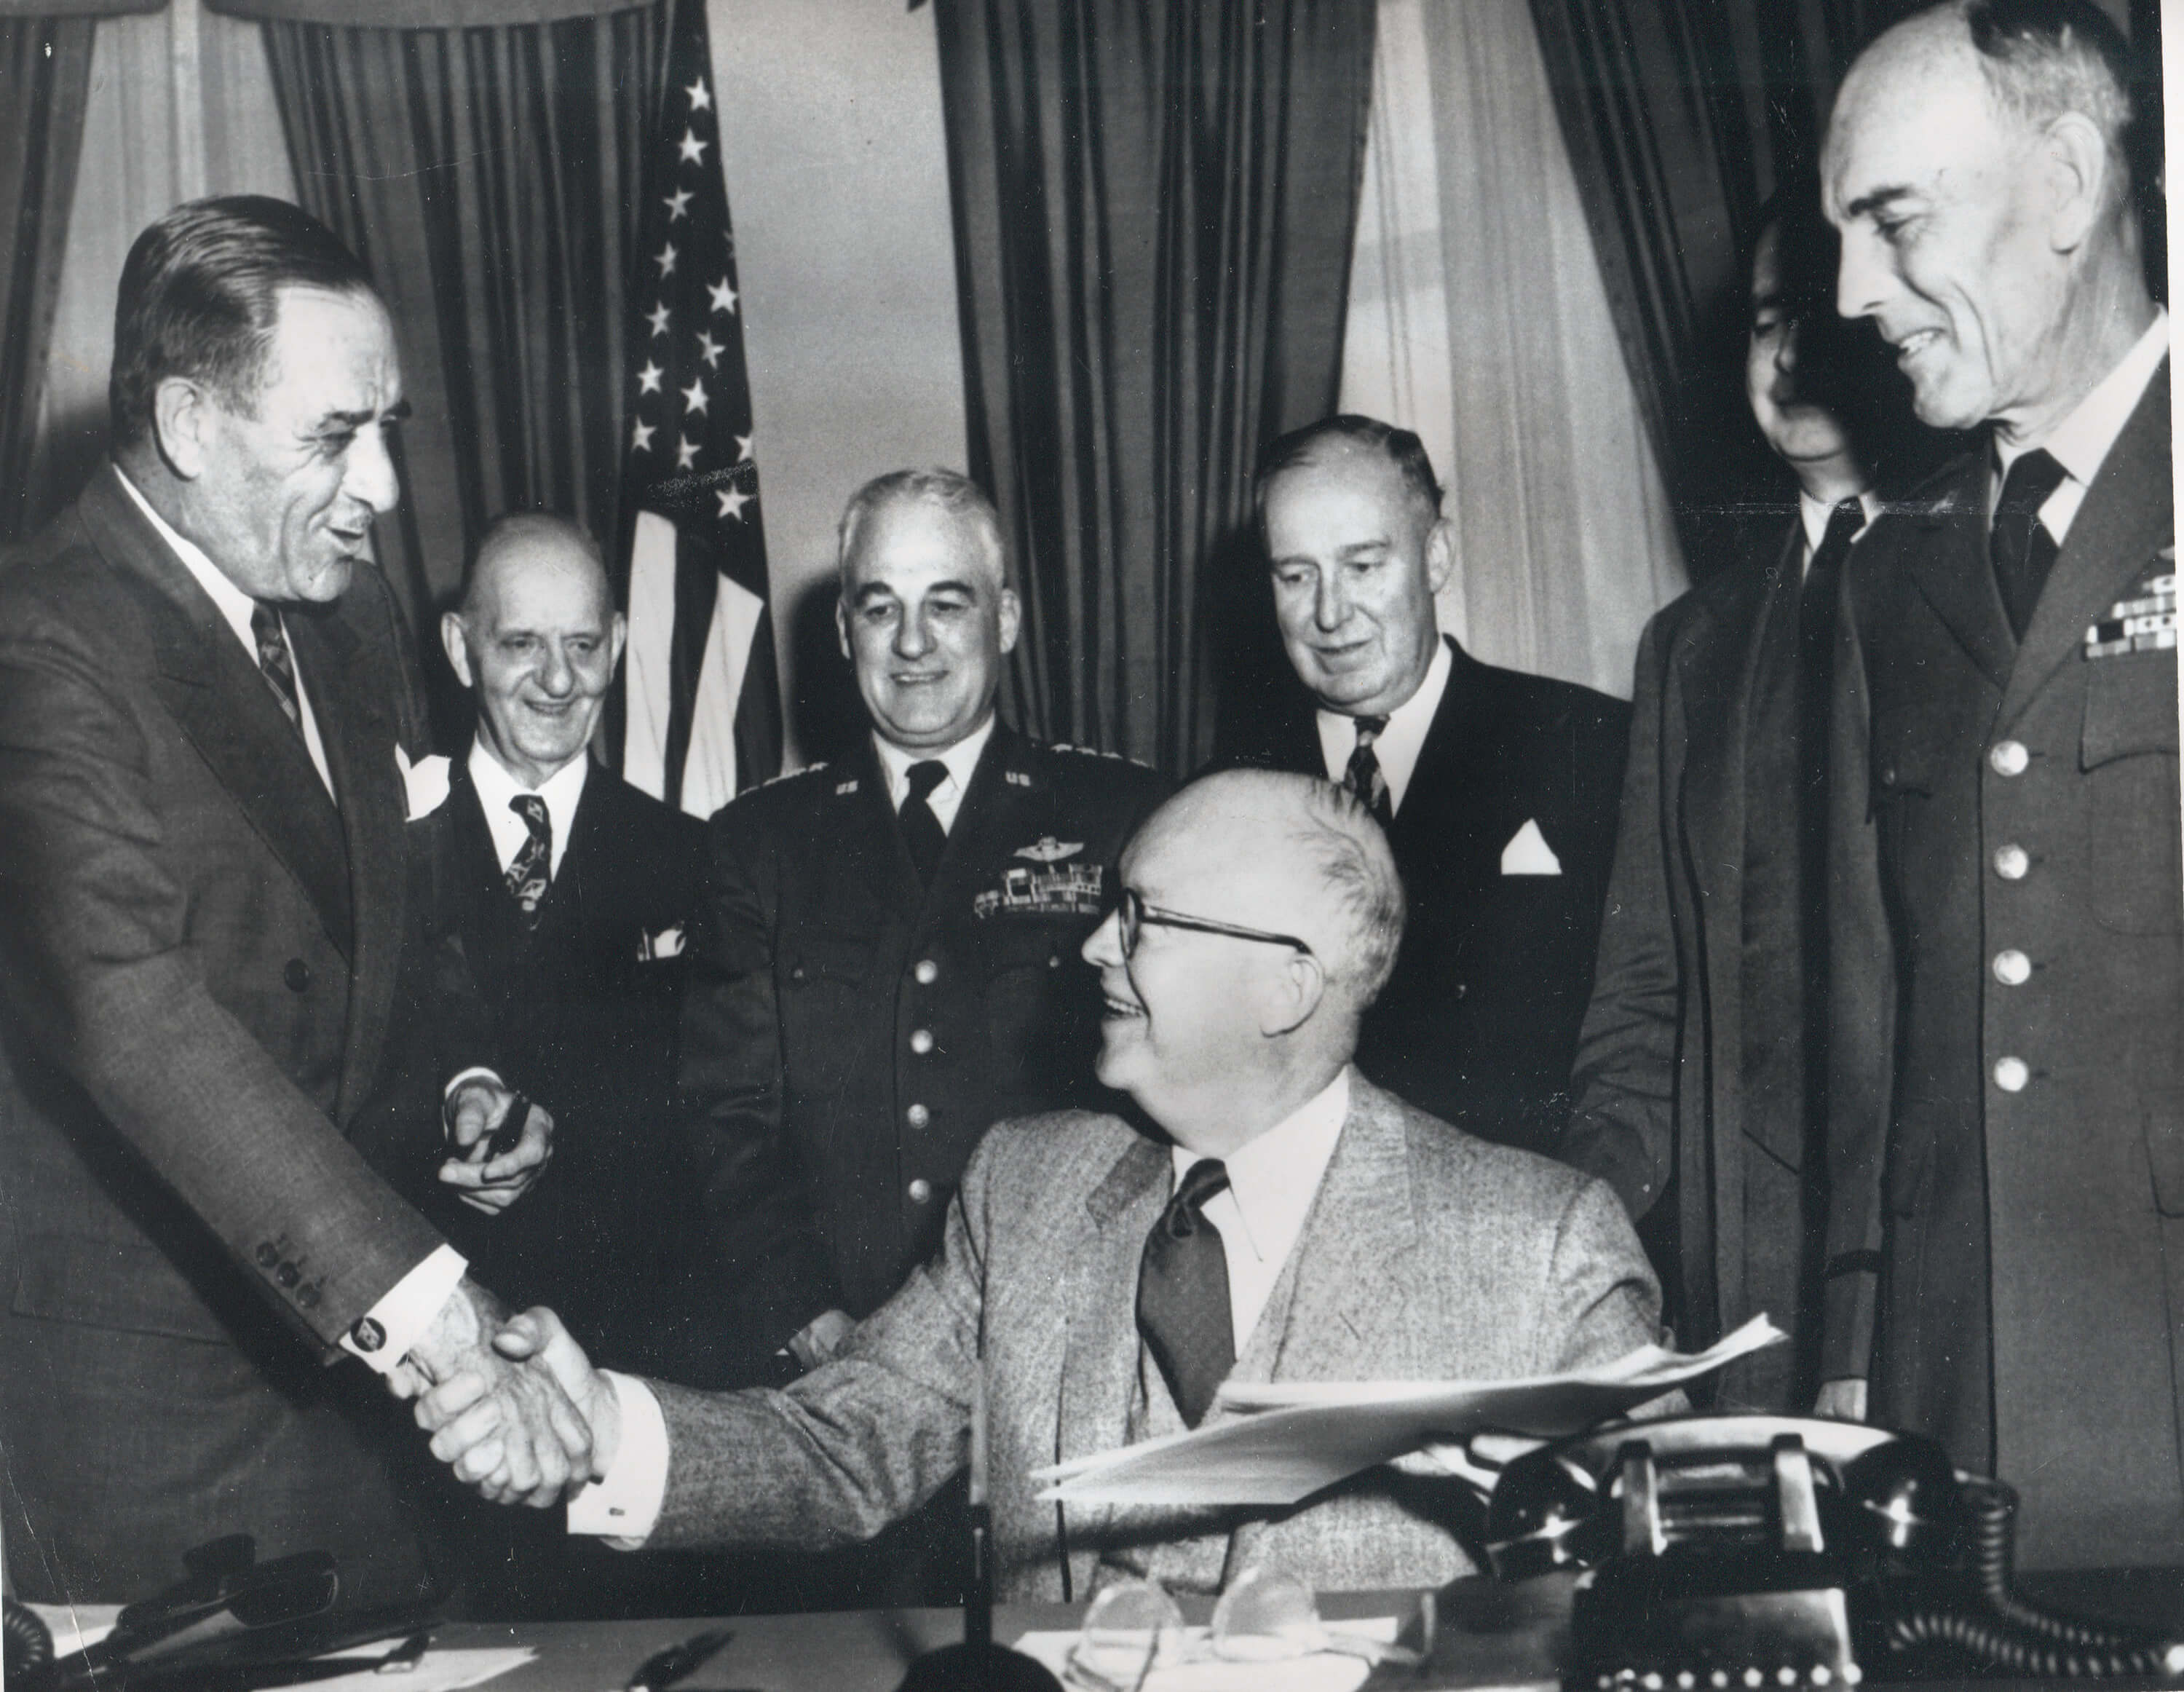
[
  {"x1": 1289, "y1": 777, "x2": 1406, "y2": 1005},
  {"x1": 836, "y1": 468, "x2": 1008, "y2": 588},
  {"x1": 1959, "y1": 0, "x2": 2141, "y2": 211}
]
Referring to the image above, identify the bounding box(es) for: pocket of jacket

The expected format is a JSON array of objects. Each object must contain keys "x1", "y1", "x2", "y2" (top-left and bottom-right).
[{"x1": 2081, "y1": 659, "x2": 2182, "y2": 936}]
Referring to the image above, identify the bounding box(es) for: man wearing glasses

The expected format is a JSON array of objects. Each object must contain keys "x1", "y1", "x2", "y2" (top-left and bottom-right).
[{"x1": 419, "y1": 770, "x2": 1665, "y2": 1598}]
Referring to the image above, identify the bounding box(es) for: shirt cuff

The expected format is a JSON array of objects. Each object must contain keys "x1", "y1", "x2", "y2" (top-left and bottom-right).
[
  {"x1": 567, "y1": 1370, "x2": 668, "y2": 1545},
  {"x1": 339, "y1": 1244, "x2": 467, "y2": 1373}
]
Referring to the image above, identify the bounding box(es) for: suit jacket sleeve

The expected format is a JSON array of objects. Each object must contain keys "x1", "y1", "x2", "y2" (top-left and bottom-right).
[
  {"x1": 644, "y1": 1121, "x2": 987, "y2": 1551},
  {"x1": 674, "y1": 801, "x2": 844, "y2": 1354},
  {"x1": 1562, "y1": 612, "x2": 1678, "y2": 1220},
  {"x1": 1821, "y1": 560, "x2": 1889, "y2": 1382},
  {"x1": 1535, "y1": 1176, "x2": 1671, "y2": 1375},
  {"x1": 0, "y1": 601, "x2": 444, "y2": 1353}
]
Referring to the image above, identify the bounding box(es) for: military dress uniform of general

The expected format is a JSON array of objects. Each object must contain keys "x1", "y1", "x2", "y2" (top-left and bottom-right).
[
  {"x1": 683, "y1": 721, "x2": 1170, "y2": 1341},
  {"x1": 1825, "y1": 326, "x2": 2181, "y2": 1569}
]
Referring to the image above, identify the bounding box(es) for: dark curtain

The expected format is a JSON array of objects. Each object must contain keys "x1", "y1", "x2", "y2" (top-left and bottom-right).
[
  {"x1": 0, "y1": 16, "x2": 94, "y2": 545},
  {"x1": 933, "y1": 0, "x2": 1376, "y2": 774},
  {"x1": 258, "y1": 4, "x2": 668, "y2": 650}
]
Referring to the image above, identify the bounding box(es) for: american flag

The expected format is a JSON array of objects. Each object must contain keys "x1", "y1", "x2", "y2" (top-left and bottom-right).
[{"x1": 612, "y1": 0, "x2": 780, "y2": 817}]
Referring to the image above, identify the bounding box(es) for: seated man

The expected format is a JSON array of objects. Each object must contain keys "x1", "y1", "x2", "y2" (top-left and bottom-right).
[{"x1": 422, "y1": 770, "x2": 1666, "y2": 1597}]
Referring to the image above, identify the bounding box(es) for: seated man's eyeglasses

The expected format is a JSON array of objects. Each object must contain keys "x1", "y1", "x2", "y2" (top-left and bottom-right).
[{"x1": 1117, "y1": 887, "x2": 1315, "y2": 960}]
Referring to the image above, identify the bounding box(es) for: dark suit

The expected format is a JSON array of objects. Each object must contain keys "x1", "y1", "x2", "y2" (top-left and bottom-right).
[
  {"x1": 1228, "y1": 636, "x2": 1627, "y2": 1149},
  {"x1": 687, "y1": 724, "x2": 1168, "y2": 1336},
  {"x1": 1826, "y1": 363, "x2": 2183, "y2": 1568},
  {"x1": 0, "y1": 466, "x2": 459, "y2": 1608},
  {"x1": 1564, "y1": 515, "x2": 1834, "y2": 1408}
]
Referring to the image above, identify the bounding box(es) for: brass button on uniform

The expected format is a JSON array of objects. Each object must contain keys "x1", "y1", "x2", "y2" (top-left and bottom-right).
[
  {"x1": 1993, "y1": 844, "x2": 2030, "y2": 881},
  {"x1": 283, "y1": 958, "x2": 310, "y2": 992},
  {"x1": 1993, "y1": 949, "x2": 2031, "y2": 987},
  {"x1": 1993, "y1": 1056, "x2": 2030, "y2": 1094},
  {"x1": 1989, "y1": 740, "x2": 2029, "y2": 778},
  {"x1": 906, "y1": 1103, "x2": 930, "y2": 1129},
  {"x1": 914, "y1": 959, "x2": 938, "y2": 985},
  {"x1": 907, "y1": 1179, "x2": 933, "y2": 1204},
  {"x1": 909, "y1": 1028, "x2": 934, "y2": 1055}
]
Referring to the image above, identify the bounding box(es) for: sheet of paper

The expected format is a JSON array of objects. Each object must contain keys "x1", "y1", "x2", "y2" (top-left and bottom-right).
[
  {"x1": 296, "y1": 1644, "x2": 536, "y2": 1692},
  {"x1": 25, "y1": 1602, "x2": 122, "y2": 1656},
  {"x1": 1034, "y1": 1316, "x2": 1781, "y2": 1506},
  {"x1": 1013, "y1": 1616, "x2": 1394, "y2": 1692}
]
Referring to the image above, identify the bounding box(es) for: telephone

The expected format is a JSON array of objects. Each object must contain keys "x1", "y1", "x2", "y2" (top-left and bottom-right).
[{"x1": 1483, "y1": 1415, "x2": 2184, "y2": 1685}]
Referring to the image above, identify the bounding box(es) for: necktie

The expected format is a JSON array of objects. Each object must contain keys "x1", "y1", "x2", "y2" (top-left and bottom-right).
[
  {"x1": 1136, "y1": 1158, "x2": 1235, "y2": 1428},
  {"x1": 1991, "y1": 448, "x2": 2068, "y2": 641},
  {"x1": 1797, "y1": 497, "x2": 1864, "y2": 954},
  {"x1": 506, "y1": 794, "x2": 553, "y2": 929},
  {"x1": 1344, "y1": 715, "x2": 1392, "y2": 823},
  {"x1": 250, "y1": 602, "x2": 302, "y2": 733},
  {"x1": 901, "y1": 759, "x2": 949, "y2": 885}
]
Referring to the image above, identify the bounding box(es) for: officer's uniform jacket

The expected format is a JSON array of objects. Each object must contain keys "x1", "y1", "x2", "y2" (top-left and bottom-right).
[
  {"x1": 682, "y1": 723, "x2": 1169, "y2": 1340},
  {"x1": 1824, "y1": 361, "x2": 2182, "y2": 1568}
]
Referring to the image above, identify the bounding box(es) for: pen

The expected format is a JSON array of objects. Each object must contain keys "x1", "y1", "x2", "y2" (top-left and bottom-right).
[
  {"x1": 483, "y1": 1091, "x2": 531, "y2": 1161},
  {"x1": 624, "y1": 1628, "x2": 734, "y2": 1692},
  {"x1": 373, "y1": 1632, "x2": 431, "y2": 1675}
]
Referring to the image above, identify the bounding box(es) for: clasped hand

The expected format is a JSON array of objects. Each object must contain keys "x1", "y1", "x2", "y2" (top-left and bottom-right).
[
  {"x1": 440, "y1": 1076, "x2": 553, "y2": 1214},
  {"x1": 412, "y1": 1305, "x2": 617, "y2": 1507}
]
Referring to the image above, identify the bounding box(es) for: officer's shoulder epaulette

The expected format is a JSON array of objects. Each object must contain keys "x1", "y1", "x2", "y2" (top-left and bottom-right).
[
  {"x1": 1046, "y1": 740, "x2": 1157, "y2": 772},
  {"x1": 725, "y1": 762, "x2": 828, "y2": 804}
]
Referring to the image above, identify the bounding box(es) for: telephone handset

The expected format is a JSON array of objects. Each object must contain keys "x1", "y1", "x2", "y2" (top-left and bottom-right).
[{"x1": 1483, "y1": 1414, "x2": 2184, "y2": 1685}]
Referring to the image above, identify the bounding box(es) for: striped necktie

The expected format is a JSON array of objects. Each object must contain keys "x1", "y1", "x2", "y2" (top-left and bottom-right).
[{"x1": 250, "y1": 602, "x2": 302, "y2": 734}]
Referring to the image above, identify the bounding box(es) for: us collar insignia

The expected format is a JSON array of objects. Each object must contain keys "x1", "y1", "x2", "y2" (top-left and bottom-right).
[
  {"x1": 1014, "y1": 836, "x2": 1083, "y2": 863},
  {"x1": 2084, "y1": 547, "x2": 2176, "y2": 660},
  {"x1": 976, "y1": 856, "x2": 1104, "y2": 919}
]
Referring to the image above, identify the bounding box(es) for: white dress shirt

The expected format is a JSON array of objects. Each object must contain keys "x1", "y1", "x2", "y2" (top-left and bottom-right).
[
  {"x1": 1174, "y1": 1064, "x2": 1350, "y2": 1353},
  {"x1": 467, "y1": 740, "x2": 590, "y2": 879},
  {"x1": 569, "y1": 1065, "x2": 1359, "y2": 1544},
  {"x1": 1994, "y1": 308, "x2": 2169, "y2": 546},
  {"x1": 1313, "y1": 636, "x2": 1450, "y2": 817},
  {"x1": 114, "y1": 464, "x2": 333, "y2": 798},
  {"x1": 1796, "y1": 488, "x2": 1881, "y2": 569},
  {"x1": 872, "y1": 713, "x2": 995, "y2": 834}
]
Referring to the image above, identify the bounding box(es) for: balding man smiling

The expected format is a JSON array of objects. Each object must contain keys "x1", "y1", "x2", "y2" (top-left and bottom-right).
[{"x1": 419, "y1": 770, "x2": 1666, "y2": 1598}]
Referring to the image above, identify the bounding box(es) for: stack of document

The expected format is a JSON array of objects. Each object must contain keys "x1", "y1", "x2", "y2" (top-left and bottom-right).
[{"x1": 1034, "y1": 1316, "x2": 1783, "y2": 1507}]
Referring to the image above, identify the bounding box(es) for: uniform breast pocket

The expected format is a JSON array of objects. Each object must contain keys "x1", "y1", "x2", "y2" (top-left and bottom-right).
[{"x1": 2081, "y1": 657, "x2": 2182, "y2": 936}]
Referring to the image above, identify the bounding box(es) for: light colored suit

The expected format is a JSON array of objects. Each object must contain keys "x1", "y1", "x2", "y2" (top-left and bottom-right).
[{"x1": 640, "y1": 1075, "x2": 1663, "y2": 1598}]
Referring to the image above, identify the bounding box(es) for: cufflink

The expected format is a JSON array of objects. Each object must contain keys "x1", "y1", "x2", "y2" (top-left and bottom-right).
[{"x1": 350, "y1": 1316, "x2": 387, "y2": 1353}]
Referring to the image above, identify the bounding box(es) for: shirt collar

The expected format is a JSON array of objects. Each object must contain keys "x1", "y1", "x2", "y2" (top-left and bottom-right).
[
  {"x1": 1314, "y1": 636, "x2": 1451, "y2": 815},
  {"x1": 467, "y1": 736, "x2": 590, "y2": 873},
  {"x1": 113, "y1": 462, "x2": 261, "y2": 657},
  {"x1": 1171, "y1": 1065, "x2": 1350, "y2": 1266},
  {"x1": 873, "y1": 713, "x2": 995, "y2": 810},
  {"x1": 1796, "y1": 489, "x2": 1880, "y2": 561},
  {"x1": 1999, "y1": 308, "x2": 2169, "y2": 491}
]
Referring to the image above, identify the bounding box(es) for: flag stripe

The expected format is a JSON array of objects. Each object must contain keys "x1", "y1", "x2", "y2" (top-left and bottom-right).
[
  {"x1": 621, "y1": 509, "x2": 681, "y2": 802},
  {"x1": 681, "y1": 570, "x2": 768, "y2": 819}
]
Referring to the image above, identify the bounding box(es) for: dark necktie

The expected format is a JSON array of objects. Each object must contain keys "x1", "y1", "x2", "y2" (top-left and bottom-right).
[
  {"x1": 1797, "y1": 497, "x2": 1864, "y2": 962},
  {"x1": 901, "y1": 759, "x2": 949, "y2": 885},
  {"x1": 506, "y1": 794, "x2": 552, "y2": 929},
  {"x1": 1991, "y1": 447, "x2": 2068, "y2": 641},
  {"x1": 250, "y1": 602, "x2": 302, "y2": 733},
  {"x1": 1343, "y1": 715, "x2": 1393, "y2": 823},
  {"x1": 1136, "y1": 1158, "x2": 1235, "y2": 1428}
]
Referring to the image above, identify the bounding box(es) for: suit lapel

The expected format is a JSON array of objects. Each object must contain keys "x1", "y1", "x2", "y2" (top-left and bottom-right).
[
  {"x1": 90, "y1": 470, "x2": 357, "y2": 954},
  {"x1": 1388, "y1": 638, "x2": 1498, "y2": 869},
  {"x1": 1902, "y1": 453, "x2": 2015, "y2": 692},
  {"x1": 839, "y1": 735, "x2": 926, "y2": 919},
  {"x1": 2001, "y1": 360, "x2": 2174, "y2": 728}
]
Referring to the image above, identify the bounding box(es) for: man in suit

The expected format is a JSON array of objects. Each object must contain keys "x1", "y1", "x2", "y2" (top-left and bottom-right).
[
  {"x1": 422, "y1": 770, "x2": 1666, "y2": 1597},
  {"x1": 684, "y1": 468, "x2": 1168, "y2": 1371},
  {"x1": 1818, "y1": 0, "x2": 2179, "y2": 1567},
  {"x1": 1227, "y1": 418, "x2": 1628, "y2": 1153},
  {"x1": 1562, "y1": 187, "x2": 1900, "y2": 1410},
  {"x1": 0, "y1": 197, "x2": 590, "y2": 1611}
]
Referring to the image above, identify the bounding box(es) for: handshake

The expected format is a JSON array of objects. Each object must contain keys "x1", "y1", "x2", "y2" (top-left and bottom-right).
[{"x1": 390, "y1": 1282, "x2": 619, "y2": 1508}]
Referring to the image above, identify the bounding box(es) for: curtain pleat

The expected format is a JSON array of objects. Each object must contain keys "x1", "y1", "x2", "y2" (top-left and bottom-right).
[
  {"x1": 261, "y1": 6, "x2": 667, "y2": 635},
  {"x1": 0, "y1": 16, "x2": 95, "y2": 544},
  {"x1": 935, "y1": 0, "x2": 1376, "y2": 775}
]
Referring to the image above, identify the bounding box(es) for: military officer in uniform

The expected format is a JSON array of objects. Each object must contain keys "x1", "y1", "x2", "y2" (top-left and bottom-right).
[{"x1": 684, "y1": 468, "x2": 1170, "y2": 1378}]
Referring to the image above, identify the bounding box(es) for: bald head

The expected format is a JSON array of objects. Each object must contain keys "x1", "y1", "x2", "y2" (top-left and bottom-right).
[
  {"x1": 443, "y1": 514, "x2": 625, "y2": 789},
  {"x1": 1082, "y1": 770, "x2": 1402, "y2": 1152},
  {"x1": 1824, "y1": 0, "x2": 2153, "y2": 441}
]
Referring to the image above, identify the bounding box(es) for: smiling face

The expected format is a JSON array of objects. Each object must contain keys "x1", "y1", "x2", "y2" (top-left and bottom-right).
[
  {"x1": 1264, "y1": 446, "x2": 1451, "y2": 719},
  {"x1": 1824, "y1": 30, "x2": 2070, "y2": 434},
  {"x1": 176, "y1": 285, "x2": 405, "y2": 604},
  {"x1": 444, "y1": 526, "x2": 625, "y2": 789},
  {"x1": 836, "y1": 496, "x2": 1020, "y2": 754}
]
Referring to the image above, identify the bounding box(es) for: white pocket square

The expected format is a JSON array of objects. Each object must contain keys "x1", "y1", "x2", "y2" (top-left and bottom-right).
[
  {"x1": 396, "y1": 746, "x2": 451, "y2": 821},
  {"x1": 1500, "y1": 818, "x2": 1562, "y2": 876},
  {"x1": 640, "y1": 924, "x2": 687, "y2": 960}
]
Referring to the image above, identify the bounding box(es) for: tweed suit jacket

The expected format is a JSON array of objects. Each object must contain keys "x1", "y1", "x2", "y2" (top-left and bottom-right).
[
  {"x1": 640, "y1": 1075, "x2": 1664, "y2": 1598},
  {"x1": 1224, "y1": 637, "x2": 1629, "y2": 1153},
  {"x1": 1564, "y1": 514, "x2": 1828, "y2": 1407},
  {"x1": 1825, "y1": 364, "x2": 2183, "y2": 1569},
  {"x1": 0, "y1": 467, "x2": 456, "y2": 1608}
]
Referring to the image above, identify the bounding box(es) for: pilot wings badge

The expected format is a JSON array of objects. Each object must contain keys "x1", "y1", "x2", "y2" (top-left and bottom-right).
[{"x1": 977, "y1": 838, "x2": 1103, "y2": 918}]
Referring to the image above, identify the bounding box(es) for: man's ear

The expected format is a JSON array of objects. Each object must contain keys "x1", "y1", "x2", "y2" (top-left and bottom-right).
[
  {"x1": 440, "y1": 611, "x2": 476, "y2": 690},
  {"x1": 609, "y1": 610, "x2": 629, "y2": 673},
  {"x1": 997, "y1": 586, "x2": 1022, "y2": 655},
  {"x1": 835, "y1": 596, "x2": 853, "y2": 663},
  {"x1": 2042, "y1": 112, "x2": 2110, "y2": 253},
  {"x1": 1257, "y1": 950, "x2": 1327, "y2": 1039},
  {"x1": 151, "y1": 377, "x2": 213, "y2": 481},
  {"x1": 1425, "y1": 517, "x2": 1457, "y2": 598}
]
